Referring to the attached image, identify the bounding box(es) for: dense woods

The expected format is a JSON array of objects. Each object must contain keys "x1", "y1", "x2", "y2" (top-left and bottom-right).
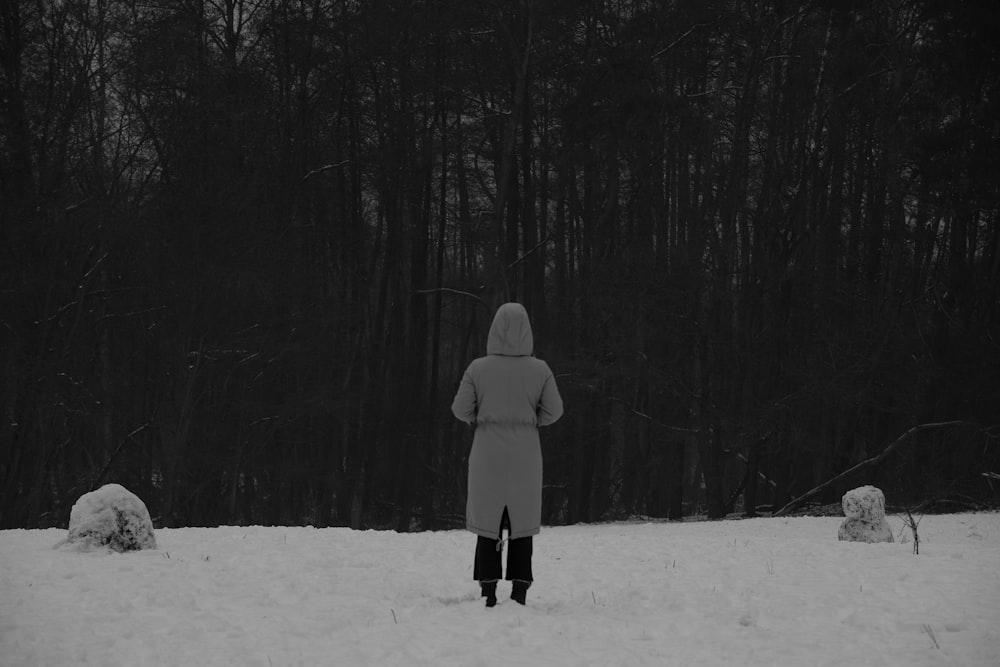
[{"x1": 2, "y1": 0, "x2": 998, "y2": 530}]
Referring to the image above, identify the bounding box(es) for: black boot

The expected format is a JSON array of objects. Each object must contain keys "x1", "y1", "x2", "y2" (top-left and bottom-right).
[
  {"x1": 481, "y1": 581, "x2": 498, "y2": 608},
  {"x1": 511, "y1": 580, "x2": 530, "y2": 605}
]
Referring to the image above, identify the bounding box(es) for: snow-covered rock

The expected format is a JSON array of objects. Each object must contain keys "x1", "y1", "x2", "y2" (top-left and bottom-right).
[
  {"x1": 838, "y1": 517, "x2": 894, "y2": 543},
  {"x1": 63, "y1": 483, "x2": 157, "y2": 552},
  {"x1": 841, "y1": 485, "x2": 886, "y2": 522}
]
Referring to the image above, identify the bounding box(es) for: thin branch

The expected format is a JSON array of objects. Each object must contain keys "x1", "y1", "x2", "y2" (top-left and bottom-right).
[
  {"x1": 837, "y1": 66, "x2": 894, "y2": 99},
  {"x1": 91, "y1": 423, "x2": 151, "y2": 491},
  {"x1": 685, "y1": 85, "x2": 743, "y2": 98},
  {"x1": 302, "y1": 160, "x2": 349, "y2": 182},
  {"x1": 607, "y1": 396, "x2": 698, "y2": 434},
  {"x1": 904, "y1": 508, "x2": 921, "y2": 555},
  {"x1": 414, "y1": 288, "x2": 490, "y2": 311},
  {"x1": 82, "y1": 252, "x2": 109, "y2": 281},
  {"x1": 506, "y1": 236, "x2": 548, "y2": 271},
  {"x1": 65, "y1": 198, "x2": 94, "y2": 214},
  {"x1": 651, "y1": 22, "x2": 711, "y2": 60},
  {"x1": 562, "y1": 379, "x2": 698, "y2": 434},
  {"x1": 97, "y1": 305, "x2": 168, "y2": 325}
]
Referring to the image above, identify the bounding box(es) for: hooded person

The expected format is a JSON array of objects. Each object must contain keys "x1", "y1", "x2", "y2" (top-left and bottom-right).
[{"x1": 451, "y1": 302, "x2": 564, "y2": 607}]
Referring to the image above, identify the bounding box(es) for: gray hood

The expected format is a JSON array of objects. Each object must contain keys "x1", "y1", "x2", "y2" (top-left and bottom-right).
[{"x1": 486, "y1": 303, "x2": 533, "y2": 356}]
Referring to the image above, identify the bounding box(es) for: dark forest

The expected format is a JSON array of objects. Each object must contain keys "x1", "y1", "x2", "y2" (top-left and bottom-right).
[{"x1": 2, "y1": 0, "x2": 998, "y2": 530}]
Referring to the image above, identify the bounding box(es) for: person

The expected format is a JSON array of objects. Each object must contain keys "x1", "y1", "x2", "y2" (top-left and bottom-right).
[{"x1": 451, "y1": 302, "x2": 563, "y2": 607}]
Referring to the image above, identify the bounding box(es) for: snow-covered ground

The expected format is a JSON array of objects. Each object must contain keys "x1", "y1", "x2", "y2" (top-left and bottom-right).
[{"x1": 2, "y1": 513, "x2": 999, "y2": 666}]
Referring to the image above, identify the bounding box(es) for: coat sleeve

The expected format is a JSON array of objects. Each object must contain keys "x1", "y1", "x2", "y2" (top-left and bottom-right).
[
  {"x1": 451, "y1": 365, "x2": 478, "y2": 424},
  {"x1": 536, "y1": 364, "x2": 564, "y2": 427}
]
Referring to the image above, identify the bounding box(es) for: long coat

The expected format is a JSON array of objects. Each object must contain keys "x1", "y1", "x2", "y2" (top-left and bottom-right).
[{"x1": 451, "y1": 303, "x2": 563, "y2": 539}]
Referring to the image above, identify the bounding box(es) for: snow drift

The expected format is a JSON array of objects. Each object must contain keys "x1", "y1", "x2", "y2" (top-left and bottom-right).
[{"x1": 60, "y1": 483, "x2": 157, "y2": 553}]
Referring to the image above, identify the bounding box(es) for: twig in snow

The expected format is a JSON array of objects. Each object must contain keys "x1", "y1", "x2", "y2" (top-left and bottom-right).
[
  {"x1": 903, "y1": 508, "x2": 922, "y2": 555},
  {"x1": 391, "y1": 609, "x2": 398, "y2": 624},
  {"x1": 923, "y1": 624, "x2": 940, "y2": 649}
]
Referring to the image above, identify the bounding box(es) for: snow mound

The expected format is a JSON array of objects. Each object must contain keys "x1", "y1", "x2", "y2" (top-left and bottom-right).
[
  {"x1": 841, "y1": 485, "x2": 886, "y2": 522},
  {"x1": 61, "y1": 483, "x2": 157, "y2": 552},
  {"x1": 838, "y1": 486, "x2": 893, "y2": 543},
  {"x1": 838, "y1": 517, "x2": 894, "y2": 543}
]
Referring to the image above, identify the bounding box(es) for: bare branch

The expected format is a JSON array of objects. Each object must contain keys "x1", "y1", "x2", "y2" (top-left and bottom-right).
[
  {"x1": 91, "y1": 423, "x2": 151, "y2": 490},
  {"x1": 562, "y1": 379, "x2": 698, "y2": 434},
  {"x1": 651, "y1": 22, "x2": 712, "y2": 60},
  {"x1": 904, "y1": 508, "x2": 921, "y2": 555},
  {"x1": 414, "y1": 288, "x2": 490, "y2": 311},
  {"x1": 82, "y1": 252, "x2": 109, "y2": 281},
  {"x1": 773, "y1": 421, "x2": 969, "y2": 516},
  {"x1": 506, "y1": 236, "x2": 548, "y2": 271},
  {"x1": 302, "y1": 160, "x2": 350, "y2": 182}
]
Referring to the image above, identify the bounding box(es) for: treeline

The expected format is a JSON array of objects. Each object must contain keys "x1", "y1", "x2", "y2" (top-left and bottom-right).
[{"x1": 2, "y1": 0, "x2": 998, "y2": 530}]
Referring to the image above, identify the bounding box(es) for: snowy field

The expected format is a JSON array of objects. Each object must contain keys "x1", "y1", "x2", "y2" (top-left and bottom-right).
[{"x1": 2, "y1": 513, "x2": 999, "y2": 667}]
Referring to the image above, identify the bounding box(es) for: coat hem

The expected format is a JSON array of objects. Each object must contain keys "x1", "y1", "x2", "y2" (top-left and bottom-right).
[{"x1": 467, "y1": 522, "x2": 540, "y2": 540}]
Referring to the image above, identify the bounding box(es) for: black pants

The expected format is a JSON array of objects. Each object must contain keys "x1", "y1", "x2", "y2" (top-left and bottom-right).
[{"x1": 473, "y1": 507, "x2": 533, "y2": 582}]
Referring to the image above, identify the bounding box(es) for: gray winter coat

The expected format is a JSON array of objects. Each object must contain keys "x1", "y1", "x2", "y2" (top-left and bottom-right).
[{"x1": 451, "y1": 303, "x2": 564, "y2": 539}]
